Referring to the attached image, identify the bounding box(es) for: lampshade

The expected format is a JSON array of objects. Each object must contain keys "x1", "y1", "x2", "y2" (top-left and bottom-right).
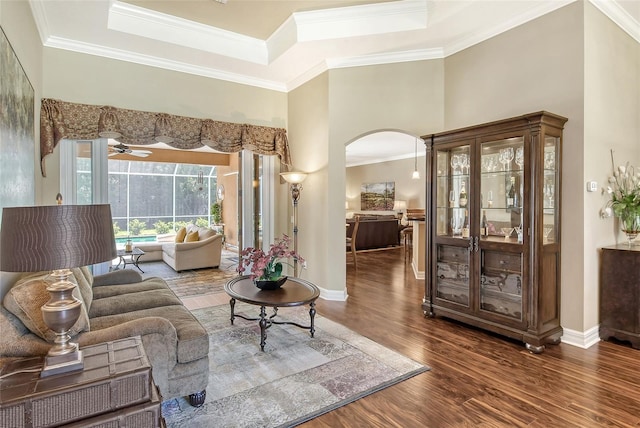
[
  {"x1": 280, "y1": 171, "x2": 307, "y2": 184},
  {"x1": 393, "y1": 200, "x2": 407, "y2": 211},
  {"x1": 1, "y1": 204, "x2": 117, "y2": 272}
]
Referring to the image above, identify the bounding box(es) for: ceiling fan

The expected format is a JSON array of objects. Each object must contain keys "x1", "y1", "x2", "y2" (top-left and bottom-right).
[{"x1": 108, "y1": 143, "x2": 152, "y2": 158}]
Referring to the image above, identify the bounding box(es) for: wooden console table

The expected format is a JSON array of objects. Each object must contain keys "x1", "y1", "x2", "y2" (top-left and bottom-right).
[
  {"x1": 0, "y1": 337, "x2": 165, "y2": 427},
  {"x1": 600, "y1": 244, "x2": 640, "y2": 349}
]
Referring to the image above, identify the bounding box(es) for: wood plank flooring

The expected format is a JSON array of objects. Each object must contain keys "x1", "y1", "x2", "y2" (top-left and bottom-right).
[{"x1": 303, "y1": 247, "x2": 640, "y2": 427}]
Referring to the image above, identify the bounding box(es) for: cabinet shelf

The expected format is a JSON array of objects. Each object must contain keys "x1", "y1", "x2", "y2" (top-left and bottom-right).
[{"x1": 424, "y1": 111, "x2": 567, "y2": 353}]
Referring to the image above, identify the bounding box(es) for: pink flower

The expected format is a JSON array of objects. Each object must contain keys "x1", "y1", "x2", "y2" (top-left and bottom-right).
[{"x1": 237, "y1": 234, "x2": 305, "y2": 280}]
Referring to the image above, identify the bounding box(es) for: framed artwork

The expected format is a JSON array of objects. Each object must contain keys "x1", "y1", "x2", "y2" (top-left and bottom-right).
[
  {"x1": 361, "y1": 182, "x2": 395, "y2": 211},
  {"x1": 0, "y1": 26, "x2": 35, "y2": 211}
]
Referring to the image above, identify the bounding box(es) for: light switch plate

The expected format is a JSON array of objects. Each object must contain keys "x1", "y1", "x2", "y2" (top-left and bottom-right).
[{"x1": 587, "y1": 181, "x2": 598, "y2": 192}]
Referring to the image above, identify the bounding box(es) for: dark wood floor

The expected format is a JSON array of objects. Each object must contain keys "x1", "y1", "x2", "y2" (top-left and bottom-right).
[{"x1": 305, "y1": 247, "x2": 640, "y2": 427}]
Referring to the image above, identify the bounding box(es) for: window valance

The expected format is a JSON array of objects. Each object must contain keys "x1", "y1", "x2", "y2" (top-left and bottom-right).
[{"x1": 39, "y1": 98, "x2": 291, "y2": 176}]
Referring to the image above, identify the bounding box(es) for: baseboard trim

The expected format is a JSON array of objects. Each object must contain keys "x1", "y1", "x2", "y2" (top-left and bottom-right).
[
  {"x1": 319, "y1": 287, "x2": 348, "y2": 302},
  {"x1": 560, "y1": 325, "x2": 601, "y2": 349}
]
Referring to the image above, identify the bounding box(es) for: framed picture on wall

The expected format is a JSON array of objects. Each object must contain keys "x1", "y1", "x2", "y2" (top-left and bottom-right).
[
  {"x1": 361, "y1": 182, "x2": 395, "y2": 211},
  {"x1": 0, "y1": 27, "x2": 35, "y2": 210}
]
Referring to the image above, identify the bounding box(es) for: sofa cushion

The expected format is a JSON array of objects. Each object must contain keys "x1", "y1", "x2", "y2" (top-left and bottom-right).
[
  {"x1": 90, "y1": 305, "x2": 209, "y2": 364},
  {"x1": 175, "y1": 227, "x2": 187, "y2": 242},
  {"x1": 72, "y1": 267, "x2": 93, "y2": 310},
  {"x1": 185, "y1": 230, "x2": 199, "y2": 242},
  {"x1": 92, "y1": 277, "x2": 169, "y2": 300},
  {"x1": 89, "y1": 287, "x2": 182, "y2": 318},
  {"x1": 3, "y1": 272, "x2": 90, "y2": 342},
  {"x1": 197, "y1": 227, "x2": 215, "y2": 240}
]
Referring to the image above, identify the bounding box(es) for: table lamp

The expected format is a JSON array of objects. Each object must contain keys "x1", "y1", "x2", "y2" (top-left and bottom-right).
[{"x1": 0, "y1": 204, "x2": 116, "y2": 376}]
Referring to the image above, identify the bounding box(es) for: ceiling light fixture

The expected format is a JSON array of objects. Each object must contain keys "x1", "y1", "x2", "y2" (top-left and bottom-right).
[{"x1": 412, "y1": 137, "x2": 420, "y2": 180}]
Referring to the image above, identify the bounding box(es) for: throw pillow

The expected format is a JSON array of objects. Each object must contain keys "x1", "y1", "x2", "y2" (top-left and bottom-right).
[
  {"x1": 175, "y1": 226, "x2": 187, "y2": 242},
  {"x1": 185, "y1": 230, "x2": 199, "y2": 242},
  {"x1": 3, "y1": 273, "x2": 90, "y2": 342}
]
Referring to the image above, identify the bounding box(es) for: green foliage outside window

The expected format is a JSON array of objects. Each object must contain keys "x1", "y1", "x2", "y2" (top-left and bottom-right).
[
  {"x1": 154, "y1": 220, "x2": 172, "y2": 234},
  {"x1": 129, "y1": 219, "x2": 147, "y2": 236}
]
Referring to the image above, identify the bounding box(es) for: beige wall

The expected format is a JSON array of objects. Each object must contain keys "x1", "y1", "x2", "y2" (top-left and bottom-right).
[
  {"x1": 286, "y1": 73, "x2": 330, "y2": 289},
  {"x1": 346, "y1": 156, "x2": 427, "y2": 214},
  {"x1": 40, "y1": 48, "x2": 288, "y2": 202},
  {"x1": 583, "y1": 3, "x2": 640, "y2": 330},
  {"x1": 444, "y1": 2, "x2": 587, "y2": 333},
  {"x1": 0, "y1": 1, "x2": 43, "y2": 298},
  {"x1": 323, "y1": 60, "x2": 445, "y2": 294}
]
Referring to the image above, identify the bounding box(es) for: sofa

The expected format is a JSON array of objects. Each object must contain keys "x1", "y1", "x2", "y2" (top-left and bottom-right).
[
  {"x1": 133, "y1": 224, "x2": 223, "y2": 272},
  {"x1": 0, "y1": 267, "x2": 209, "y2": 406},
  {"x1": 346, "y1": 215, "x2": 402, "y2": 250}
]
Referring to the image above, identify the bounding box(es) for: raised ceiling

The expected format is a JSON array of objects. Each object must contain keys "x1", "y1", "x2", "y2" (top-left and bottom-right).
[
  {"x1": 28, "y1": 0, "x2": 639, "y2": 165},
  {"x1": 30, "y1": 0, "x2": 640, "y2": 93}
]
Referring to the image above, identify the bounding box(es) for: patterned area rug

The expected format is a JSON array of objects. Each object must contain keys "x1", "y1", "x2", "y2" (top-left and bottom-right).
[
  {"x1": 162, "y1": 303, "x2": 429, "y2": 427},
  {"x1": 139, "y1": 250, "x2": 239, "y2": 298}
]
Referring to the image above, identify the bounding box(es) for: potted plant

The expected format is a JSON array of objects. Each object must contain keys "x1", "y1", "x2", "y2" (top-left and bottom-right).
[
  {"x1": 603, "y1": 150, "x2": 640, "y2": 245},
  {"x1": 237, "y1": 234, "x2": 305, "y2": 290},
  {"x1": 211, "y1": 202, "x2": 222, "y2": 225}
]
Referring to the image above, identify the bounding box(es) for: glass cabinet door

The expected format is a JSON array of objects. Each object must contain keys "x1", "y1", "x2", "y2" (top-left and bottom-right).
[
  {"x1": 479, "y1": 137, "x2": 525, "y2": 243},
  {"x1": 479, "y1": 250, "x2": 523, "y2": 320},
  {"x1": 543, "y1": 137, "x2": 559, "y2": 244},
  {"x1": 436, "y1": 244, "x2": 470, "y2": 307},
  {"x1": 435, "y1": 145, "x2": 472, "y2": 239}
]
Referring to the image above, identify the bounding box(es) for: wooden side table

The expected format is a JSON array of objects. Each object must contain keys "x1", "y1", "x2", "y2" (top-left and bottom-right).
[
  {"x1": 0, "y1": 337, "x2": 165, "y2": 427},
  {"x1": 600, "y1": 245, "x2": 640, "y2": 349}
]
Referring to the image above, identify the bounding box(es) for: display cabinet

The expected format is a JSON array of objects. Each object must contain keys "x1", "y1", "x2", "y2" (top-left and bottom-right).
[{"x1": 422, "y1": 111, "x2": 567, "y2": 353}]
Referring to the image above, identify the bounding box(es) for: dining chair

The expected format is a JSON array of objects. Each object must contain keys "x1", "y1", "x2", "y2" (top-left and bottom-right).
[{"x1": 346, "y1": 216, "x2": 360, "y2": 268}]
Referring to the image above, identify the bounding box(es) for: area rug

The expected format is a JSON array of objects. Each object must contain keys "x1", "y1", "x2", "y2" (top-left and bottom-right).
[
  {"x1": 139, "y1": 250, "x2": 238, "y2": 298},
  {"x1": 162, "y1": 303, "x2": 429, "y2": 427}
]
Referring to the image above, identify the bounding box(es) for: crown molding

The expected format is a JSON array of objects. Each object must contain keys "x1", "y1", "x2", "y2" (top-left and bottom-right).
[
  {"x1": 293, "y1": 0, "x2": 427, "y2": 42},
  {"x1": 327, "y1": 48, "x2": 444, "y2": 69},
  {"x1": 590, "y1": 0, "x2": 640, "y2": 42},
  {"x1": 108, "y1": 0, "x2": 268, "y2": 64},
  {"x1": 28, "y1": 0, "x2": 51, "y2": 45},
  {"x1": 44, "y1": 36, "x2": 288, "y2": 92}
]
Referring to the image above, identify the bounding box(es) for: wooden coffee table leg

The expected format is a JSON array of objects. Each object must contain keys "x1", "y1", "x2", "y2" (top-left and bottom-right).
[
  {"x1": 259, "y1": 306, "x2": 267, "y2": 351},
  {"x1": 309, "y1": 301, "x2": 316, "y2": 338}
]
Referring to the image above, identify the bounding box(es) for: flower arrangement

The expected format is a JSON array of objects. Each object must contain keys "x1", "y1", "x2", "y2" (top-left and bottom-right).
[
  {"x1": 237, "y1": 234, "x2": 305, "y2": 280},
  {"x1": 603, "y1": 150, "x2": 640, "y2": 237}
]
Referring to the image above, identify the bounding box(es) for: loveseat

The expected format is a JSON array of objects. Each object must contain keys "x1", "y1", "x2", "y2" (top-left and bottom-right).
[
  {"x1": 346, "y1": 215, "x2": 402, "y2": 250},
  {"x1": 0, "y1": 267, "x2": 209, "y2": 406}
]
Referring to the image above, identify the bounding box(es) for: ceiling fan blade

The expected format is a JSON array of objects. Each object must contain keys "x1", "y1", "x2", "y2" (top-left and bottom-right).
[
  {"x1": 130, "y1": 152, "x2": 150, "y2": 158},
  {"x1": 108, "y1": 152, "x2": 120, "y2": 157}
]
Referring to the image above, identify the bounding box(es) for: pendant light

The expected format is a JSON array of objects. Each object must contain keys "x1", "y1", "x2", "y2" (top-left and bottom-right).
[{"x1": 412, "y1": 137, "x2": 420, "y2": 180}]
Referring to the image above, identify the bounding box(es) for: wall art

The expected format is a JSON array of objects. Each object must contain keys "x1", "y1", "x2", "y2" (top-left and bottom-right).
[
  {"x1": 0, "y1": 26, "x2": 35, "y2": 211},
  {"x1": 361, "y1": 182, "x2": 395, "y2": 211}
]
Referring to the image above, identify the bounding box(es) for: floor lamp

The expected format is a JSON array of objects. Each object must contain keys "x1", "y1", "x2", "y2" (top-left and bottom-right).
[{"x1": 280, "y1": 171, "x2": 307, "y2": 277}]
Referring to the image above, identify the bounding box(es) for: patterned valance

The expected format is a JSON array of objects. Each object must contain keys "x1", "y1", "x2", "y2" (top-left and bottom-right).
[{"x1": 39, "y1": 98, "x2": 291, "y2": 176}]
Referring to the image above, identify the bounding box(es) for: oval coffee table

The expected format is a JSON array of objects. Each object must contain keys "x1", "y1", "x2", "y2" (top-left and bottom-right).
[{"x1": 224, "y1": 276, "x2": 320, "y2": 351}]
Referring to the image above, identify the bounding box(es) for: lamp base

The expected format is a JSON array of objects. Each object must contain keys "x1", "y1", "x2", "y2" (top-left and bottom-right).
[{"x1": 41, "y1": 349, "x2": 84, "y2": 378}]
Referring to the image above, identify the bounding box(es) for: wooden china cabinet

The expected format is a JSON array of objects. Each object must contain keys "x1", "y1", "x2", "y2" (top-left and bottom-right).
[{"x1": 422, "y1": 111, "x2": 568, "y2": 353}]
